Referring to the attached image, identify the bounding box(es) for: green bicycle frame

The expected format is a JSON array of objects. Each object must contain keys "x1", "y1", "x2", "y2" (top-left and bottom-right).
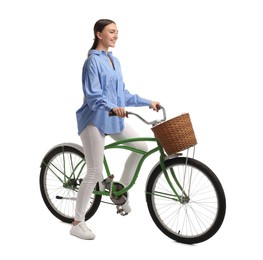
[{"x1": 93, "y1": 137, "x2": 184, "y2": 200}]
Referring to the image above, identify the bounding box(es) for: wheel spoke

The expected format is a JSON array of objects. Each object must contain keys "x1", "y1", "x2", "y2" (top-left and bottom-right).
[
  {"x1": 146, "y1": 157, "x2": 226, "y2": 244},
  {"x1": 40, "y1": 146, "x2": 101, "y2": 223}
]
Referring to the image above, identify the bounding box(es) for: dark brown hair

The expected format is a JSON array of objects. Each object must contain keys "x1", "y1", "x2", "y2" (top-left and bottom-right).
[{"x1": 90, "y1": 19, "x2": 116, "y2": 50}]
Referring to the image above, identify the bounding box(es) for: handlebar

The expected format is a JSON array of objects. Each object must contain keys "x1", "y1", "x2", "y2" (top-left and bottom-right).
[{"x1": 109, "y1": 106, "x2": 166, "y2": 126}]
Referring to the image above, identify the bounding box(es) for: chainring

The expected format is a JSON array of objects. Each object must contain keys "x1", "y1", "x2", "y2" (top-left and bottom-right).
[{"x1": 110, "y1": 182, "x2": 128, "y2": 205}]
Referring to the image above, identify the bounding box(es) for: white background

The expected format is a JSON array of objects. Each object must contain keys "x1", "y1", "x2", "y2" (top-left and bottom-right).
[{"x1": 1, "y1": 0, "x2": 262, "y2": 259}]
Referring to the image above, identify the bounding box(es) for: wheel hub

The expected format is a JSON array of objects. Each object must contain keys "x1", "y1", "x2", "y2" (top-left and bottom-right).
[
  {"x1": 180, "y1": 196, "x2": 190, "y2": 204},
  {"x1": 63, "y1": 178, "x2": 82, "y2": 189}
]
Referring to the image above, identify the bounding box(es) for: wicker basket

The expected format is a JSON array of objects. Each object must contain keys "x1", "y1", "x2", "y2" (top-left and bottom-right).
[{"x1": 151, "y1": 113, "x2": 197, "y2": 155}]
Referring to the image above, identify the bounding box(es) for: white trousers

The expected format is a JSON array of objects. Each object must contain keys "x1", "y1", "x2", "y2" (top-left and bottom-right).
[{"x1": 75, "y1": 122, "x2": 148, "y2": 221}]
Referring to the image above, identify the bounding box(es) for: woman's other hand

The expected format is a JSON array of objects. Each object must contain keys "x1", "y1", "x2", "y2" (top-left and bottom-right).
[{"x1": 150, "y1": 101, "x2": 161, "y2": 112}]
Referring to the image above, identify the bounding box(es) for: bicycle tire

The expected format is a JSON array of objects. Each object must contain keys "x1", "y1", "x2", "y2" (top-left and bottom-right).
[
  {"x1": 40, "y1": 145, "x2": 101, "y2": 223},
  {"x1": 146, "y1": 157, "x2": 226, "y2": 244}
]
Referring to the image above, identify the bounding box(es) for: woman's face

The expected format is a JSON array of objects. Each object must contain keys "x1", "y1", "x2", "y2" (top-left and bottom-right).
[{"x1": 97, "y1": 23, "x2": 118, "y2": 49}]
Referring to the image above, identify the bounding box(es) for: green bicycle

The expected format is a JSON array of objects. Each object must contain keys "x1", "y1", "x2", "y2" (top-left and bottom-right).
[{"x1": 39, "y1": 107, "x2": 226, "y2": 244}]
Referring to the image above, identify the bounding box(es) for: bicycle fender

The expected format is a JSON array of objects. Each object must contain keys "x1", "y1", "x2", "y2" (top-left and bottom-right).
[{"x1": 40, "y1": 142, "x2": 84, "y2": 168}]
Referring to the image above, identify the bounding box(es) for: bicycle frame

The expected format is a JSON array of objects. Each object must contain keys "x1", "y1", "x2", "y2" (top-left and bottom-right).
[
  {"x1": 94, "y1": 136, "x2": 185, "y2": 202},
  {"x1": 94, "y1": 137, "x2": 162, "y2": 197}
]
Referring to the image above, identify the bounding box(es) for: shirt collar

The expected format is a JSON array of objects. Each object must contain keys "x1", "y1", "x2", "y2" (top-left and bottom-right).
[{"x1": 88, "y1": 49, "x2": 113, "y2": 57}]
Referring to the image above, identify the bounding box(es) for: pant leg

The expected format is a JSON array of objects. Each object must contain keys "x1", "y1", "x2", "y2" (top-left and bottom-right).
[
  {"x1": 74, "y1": 124, "x2": 105, "y2": 222},
  {"x1": 110, "y1": 121, "x2": 148, "y2": 186}
]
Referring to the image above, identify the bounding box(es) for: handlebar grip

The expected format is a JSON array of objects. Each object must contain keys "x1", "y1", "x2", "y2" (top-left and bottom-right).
[
  {"x1": 156, "y1": 104, "x2": 162, "y2": 111},
  {"x1": 109, "y1": 110, "x2": 116, "y2": 116},
  {"x1": 109, "y1": 110, "x2": 129, "y2": 117}
]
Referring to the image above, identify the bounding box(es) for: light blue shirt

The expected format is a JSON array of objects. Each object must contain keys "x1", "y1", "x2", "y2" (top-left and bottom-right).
[{"x1": 76, "y1": 50, "x2": 151, "y2": 135}]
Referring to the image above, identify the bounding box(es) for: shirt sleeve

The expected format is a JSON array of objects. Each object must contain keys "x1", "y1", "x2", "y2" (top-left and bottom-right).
[
  {"x1": 82, "y1": 58, "x2": 116, "y2": 111},
  {"x1": 123, "y1": 85, "x2": 151, "y2": 107}
]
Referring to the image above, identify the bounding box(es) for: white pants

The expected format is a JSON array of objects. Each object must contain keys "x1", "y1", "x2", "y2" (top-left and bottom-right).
[{"x1": 75, "y1": 122, "x2": 148, "y2": 221}]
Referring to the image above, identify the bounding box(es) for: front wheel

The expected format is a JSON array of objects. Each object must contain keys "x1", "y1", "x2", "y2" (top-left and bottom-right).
[
  {"x1": 146, "y1": 157, "x2": 226, "y2": 244},
  {"x1": 39, "y1": 145, "x2": 101, "y2": 223}
]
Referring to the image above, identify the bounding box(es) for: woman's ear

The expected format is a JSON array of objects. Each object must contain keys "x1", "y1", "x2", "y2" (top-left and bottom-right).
[{"x1": 96, "y1": 31, "x2": 102, "y2": 40}]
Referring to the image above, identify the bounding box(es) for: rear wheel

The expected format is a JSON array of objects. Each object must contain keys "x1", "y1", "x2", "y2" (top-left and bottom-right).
[
  {"x1": 146, "y1": 157, "x2": 226, "y2": 244},
  {"x1": 40, "y1": 145, "x2": 101, "y2": 223}
]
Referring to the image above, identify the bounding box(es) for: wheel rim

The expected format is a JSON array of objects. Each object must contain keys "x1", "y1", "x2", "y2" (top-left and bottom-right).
[
  {"x1": 150, "y1": 163, "x2": 220, "y2": 239},
  {"x1": 42, "y1": 151, "x2": 88, "y2": 220}
]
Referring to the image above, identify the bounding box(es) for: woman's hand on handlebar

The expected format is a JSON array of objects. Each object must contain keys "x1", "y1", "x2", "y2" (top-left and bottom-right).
[
  {"x1": 149, "y1": 101, "x2": 161, "y2": 112},
  {"x1": 110, "y1": 101, "x2": 161, "y2": 118},
  {"x1": 111, "y1": 107, "x2": 128, "y2": 118}
]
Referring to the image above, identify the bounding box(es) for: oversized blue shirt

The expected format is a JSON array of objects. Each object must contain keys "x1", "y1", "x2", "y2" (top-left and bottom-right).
[{"x1": 76, "y1": 50, "x2": 151, "y2": 135}]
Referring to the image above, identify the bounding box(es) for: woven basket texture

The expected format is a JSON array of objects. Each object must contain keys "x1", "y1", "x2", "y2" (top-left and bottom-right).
[{"x1": 151, "y1": 113, "x2": 197, "y2": 155}]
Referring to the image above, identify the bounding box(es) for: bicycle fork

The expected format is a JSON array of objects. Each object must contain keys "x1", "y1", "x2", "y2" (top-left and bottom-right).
[{"x1": 159, "y1": 155, "x2": 190, "y2": 203}]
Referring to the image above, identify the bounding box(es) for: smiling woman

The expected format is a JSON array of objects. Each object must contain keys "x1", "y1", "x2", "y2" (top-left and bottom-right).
[
  {"x1": 90, "y1": 19, "x2": 118, "y2": 51},
  {"x1": 71, "y1": 18, "x2": 161, "y2": 240}
]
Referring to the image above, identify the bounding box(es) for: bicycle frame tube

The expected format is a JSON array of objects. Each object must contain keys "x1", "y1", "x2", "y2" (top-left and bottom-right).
[{"x1": 94, "y1": 137, "x2": 161, "y2": 197}]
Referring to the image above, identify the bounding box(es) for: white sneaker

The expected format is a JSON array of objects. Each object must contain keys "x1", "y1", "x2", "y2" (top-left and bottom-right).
[
  {"x1": 122, "y1": 201, "x2": 131, "y2": 213},
  {"x1": 70, "y1": 222, "x2": 95, "y2": 240}
]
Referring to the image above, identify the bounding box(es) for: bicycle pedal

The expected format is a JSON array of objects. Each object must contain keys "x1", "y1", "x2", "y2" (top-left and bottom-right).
[{"x1": 116, "y1": 206, "x2": 128, "y2": 216}]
